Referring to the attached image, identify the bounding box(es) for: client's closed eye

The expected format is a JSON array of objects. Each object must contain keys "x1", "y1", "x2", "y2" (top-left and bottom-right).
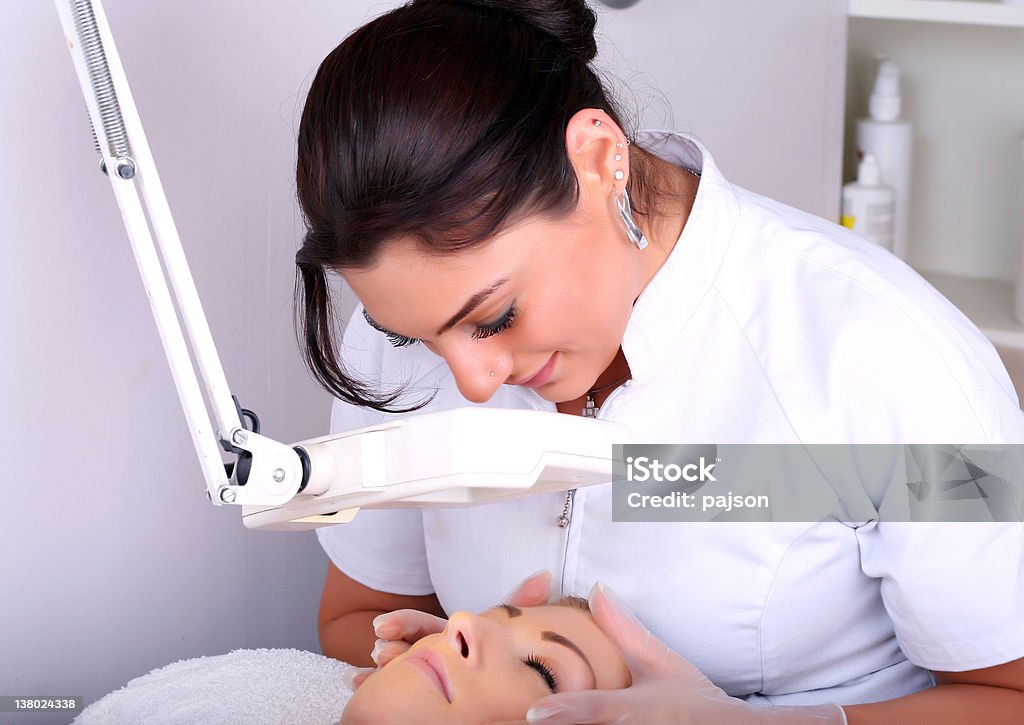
[{"x1": 524, "y1": 653, "x2": 559, "y2": 692}]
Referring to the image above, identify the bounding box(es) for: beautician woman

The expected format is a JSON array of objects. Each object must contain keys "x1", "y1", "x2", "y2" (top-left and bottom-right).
[{"x1": 295, "y1": 1, "x2": 1024, "y2": 722}]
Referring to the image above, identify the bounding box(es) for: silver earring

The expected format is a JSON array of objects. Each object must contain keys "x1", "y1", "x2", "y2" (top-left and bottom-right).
[
  {"x1": 593, "y1": 119, "x2": 602, "y2": 126},
  {"x1": 614, "y1": 170, "x2": 625, "y2": 181},
  {"x1": 613, "y1": 187, "x2": 648, "y2": 250}
]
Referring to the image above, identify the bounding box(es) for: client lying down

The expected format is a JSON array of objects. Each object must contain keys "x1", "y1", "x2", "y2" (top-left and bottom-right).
[{"x1": 341, "y1": 596, "x2": 630, "y2": 724}]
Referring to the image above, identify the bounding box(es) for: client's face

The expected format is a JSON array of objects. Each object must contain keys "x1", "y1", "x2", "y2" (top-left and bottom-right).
[{"x1": 341, "y1": 603, "x2": 630, "y2": 724}]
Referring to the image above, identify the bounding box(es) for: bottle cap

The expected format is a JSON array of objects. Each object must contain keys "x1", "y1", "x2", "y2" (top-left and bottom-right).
[
  {"x1": 857, "y1": 154, "x2": 882, "y2": 186},
  {"x1": 869, "y1": 59, "x2": 902, "y2": 122}
]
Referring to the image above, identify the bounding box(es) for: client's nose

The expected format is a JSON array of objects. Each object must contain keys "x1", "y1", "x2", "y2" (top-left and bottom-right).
[{"x1": 443, "y1": 611, "x2": 483, "y2": 667}]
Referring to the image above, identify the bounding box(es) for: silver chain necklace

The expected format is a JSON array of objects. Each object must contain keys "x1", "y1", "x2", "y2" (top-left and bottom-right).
[
  {"x1": 581, "y1": 373, "x2": 631, "y2": 418},
  {"x1": 557, "y1": 374, "x2": 631, "y2": 527}
]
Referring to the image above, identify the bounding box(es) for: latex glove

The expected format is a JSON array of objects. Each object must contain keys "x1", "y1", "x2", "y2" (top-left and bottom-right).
[
  {"x1": 346, "y1": 569, "x2": 554, "y2": 690},
  {"x1": 523, "y1": 581, "x2": 847, "y2": 725}
]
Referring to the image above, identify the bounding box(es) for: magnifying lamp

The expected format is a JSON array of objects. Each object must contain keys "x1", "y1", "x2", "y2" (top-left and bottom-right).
[{"x1": 54, "y1": 0, "x2": 630, "y2": 530}]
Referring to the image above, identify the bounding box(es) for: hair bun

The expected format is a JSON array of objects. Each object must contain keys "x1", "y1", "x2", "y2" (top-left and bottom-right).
[{"x1": 456, "y1": 0, "x2": 598, "y2": 63}]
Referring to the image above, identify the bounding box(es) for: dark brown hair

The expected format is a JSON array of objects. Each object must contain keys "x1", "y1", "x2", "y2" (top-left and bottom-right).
[{"x1": 294, "y1": 0, "x2": 648, "y2": 411}]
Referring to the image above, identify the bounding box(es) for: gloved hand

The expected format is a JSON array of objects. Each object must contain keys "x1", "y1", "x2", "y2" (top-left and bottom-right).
[
  {"x1": 522, "y1": 581, "x2": 847, "y2": 725},
  {"x1": 343, "y1": 569, "x2": 555, "y2": 691}
]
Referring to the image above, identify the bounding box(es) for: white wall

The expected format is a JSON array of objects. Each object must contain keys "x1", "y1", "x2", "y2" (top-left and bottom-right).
[
  {"x1": 597, "y1": 0, "x2": 849, "y2": 220},
  {"x1": 0, "y1": 1, "x2": 846, "y2": 721},
  {"x1": 0, "y1": 1, "x2": 380, "y2": 720}
]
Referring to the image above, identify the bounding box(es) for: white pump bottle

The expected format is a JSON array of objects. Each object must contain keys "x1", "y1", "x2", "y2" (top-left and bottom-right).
[
  {"x1": 842, "y1": 154, "x2": 895, "y2": 250},
  {"x1": 856, "y1": 59, "x2": 913, "y2": 261}
]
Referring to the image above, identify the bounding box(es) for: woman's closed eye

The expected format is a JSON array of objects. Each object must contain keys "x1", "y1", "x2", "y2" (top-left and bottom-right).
[
  {"x1": 362, "y1": 309, "x2": 420, "y2": 347},
  {"x1": 363, "y1": 304, "x2": 519, "y2": 348},
  {"x1": 471, "y1": 304, "x2": 518, "y2": 340},
  {"x1": 524, "y1": 653, "x2": 559, "y2": 693}
]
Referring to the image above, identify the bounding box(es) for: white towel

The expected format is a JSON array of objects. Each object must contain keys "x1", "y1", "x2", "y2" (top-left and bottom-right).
[{"x1": 73, "y1": 648, "x2": 353, "y2": 725}]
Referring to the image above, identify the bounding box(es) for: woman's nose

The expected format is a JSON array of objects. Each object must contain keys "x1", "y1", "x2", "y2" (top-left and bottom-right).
[
  {"x1": 442, "y1": 611, "x2": 490, "y2": 667},
  {"x1": 432, "y1": 341, "x2": 508, "y2": 404}
]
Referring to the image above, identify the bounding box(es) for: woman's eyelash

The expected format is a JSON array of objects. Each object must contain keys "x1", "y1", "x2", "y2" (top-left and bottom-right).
[
  {"x1": 386, "y1": 333, "x2": 419, "y2": 348},
  {"x1": 471, "y1": 304, "x2": 518, "y2": 341},
  {"x1": 524, "y1": 654, "x2": 559, "y2": 693},
  {"x1": 364, "y1": 305, "x2": 519, "y2": 347},
  {"x1": 362, "y1": 309, "x2": 420, "y2": 348}
]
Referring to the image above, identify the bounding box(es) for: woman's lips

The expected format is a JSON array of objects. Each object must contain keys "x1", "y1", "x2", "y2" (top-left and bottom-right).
[
  {"x1": 406, "y1": 651, "x2": 452, "y2": 703},
  {"x1": 518, "y1": 352, "x2": 557, "y2": 388}
]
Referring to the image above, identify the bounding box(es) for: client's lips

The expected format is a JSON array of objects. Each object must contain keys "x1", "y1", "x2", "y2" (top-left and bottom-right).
[{"x1": 406, "y1": 650, "x2": 452, "y2": 703}]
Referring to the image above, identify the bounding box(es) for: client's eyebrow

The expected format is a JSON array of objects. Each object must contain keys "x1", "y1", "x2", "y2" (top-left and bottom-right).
[
  {"x1": 542, "y1": 631, "x2": 596, "y2": 689},
  {"x1": 499, "y1": 604, "x2": 522, "y2": 618}
]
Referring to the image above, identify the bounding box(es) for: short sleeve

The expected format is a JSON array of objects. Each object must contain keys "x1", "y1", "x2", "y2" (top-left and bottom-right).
[
  {"x1": 313, "y1": 306, "x2": 434, "y2": 596},
  {"x1": 316, "y1": 506, "x2": 434, "y2": 596},
  {"x1": 856, "y1": 520, "x2": 1024, "y2": 671}
]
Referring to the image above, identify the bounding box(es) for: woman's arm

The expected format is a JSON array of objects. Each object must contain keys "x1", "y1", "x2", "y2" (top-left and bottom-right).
[
  {"x1": 317, "y1": 561, "x2": 446, "y2": 666},
  {"x1": 843, "y1": 657, "x2": 1024, "y2": 724}
]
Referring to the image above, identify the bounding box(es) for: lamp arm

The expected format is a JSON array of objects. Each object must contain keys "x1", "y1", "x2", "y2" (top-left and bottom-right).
[{"x1": 55, "y1": 0, "x2": 302, "y2": 506}]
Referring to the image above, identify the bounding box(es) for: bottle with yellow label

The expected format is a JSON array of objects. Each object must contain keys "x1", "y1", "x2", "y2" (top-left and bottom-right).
[{"x1": 842, "y1": 154, "x2": 895, "y2": 251}]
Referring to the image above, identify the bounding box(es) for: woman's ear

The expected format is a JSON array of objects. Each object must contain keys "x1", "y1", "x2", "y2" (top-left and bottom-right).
[{"x1": 565, "y1": 108, "x2": 629, "y2": 198}]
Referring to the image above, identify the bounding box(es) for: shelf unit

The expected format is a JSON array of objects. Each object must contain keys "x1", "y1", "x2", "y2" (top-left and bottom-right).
[
  {"x1": 922, "y1": 273, "x2": 1024, "y2": 349},
  {"x1": 846, "y1": 0, "x2": 1024, "y2": 356},
  {"x1": 849, "y1": 0, "x2": 1024, "y2": 27}
]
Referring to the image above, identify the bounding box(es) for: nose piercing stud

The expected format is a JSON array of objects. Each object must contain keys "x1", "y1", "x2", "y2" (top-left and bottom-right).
[{"x1": 490, "y1": 371, "x2": 495, "y2": 377}]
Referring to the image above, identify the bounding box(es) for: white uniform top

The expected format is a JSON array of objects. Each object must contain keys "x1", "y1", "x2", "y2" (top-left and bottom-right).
[{"x1": 317, "y1": 131, "x2": 1024, "y2": 707}]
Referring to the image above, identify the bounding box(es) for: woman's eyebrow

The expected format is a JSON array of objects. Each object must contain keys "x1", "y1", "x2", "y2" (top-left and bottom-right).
[
  {"x1": 493, "y1": 605, "x2": 597, "y2": 689},
  {"x1": 499, "y1": 603, "x2": 522, "y2": 618},
  {"x1": 436, "y1": 278, "x2": 509, "y2": 336},
  {"x1": 541, "y1": 631, "x2": 596, "y2": 689}
]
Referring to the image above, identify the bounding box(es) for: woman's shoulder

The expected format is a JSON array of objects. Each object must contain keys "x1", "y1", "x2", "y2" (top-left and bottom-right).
[{"x1": 708, "y1": 191, "x2": 1023, "y2": 442}]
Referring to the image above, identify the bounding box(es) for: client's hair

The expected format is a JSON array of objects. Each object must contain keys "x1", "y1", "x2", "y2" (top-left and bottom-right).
[{"x1": 555, "y1": 595, "x2": 590, "y2": 612}]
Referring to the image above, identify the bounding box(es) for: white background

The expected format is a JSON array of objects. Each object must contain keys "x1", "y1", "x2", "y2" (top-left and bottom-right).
[{"x1": 0, "y1": 0, "x2": 845, "y2": 720}]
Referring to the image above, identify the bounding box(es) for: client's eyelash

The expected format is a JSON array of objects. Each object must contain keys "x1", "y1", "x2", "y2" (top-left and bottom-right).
[{"x1": 524, "y1": 654, "x2": 559, "y2": 693}]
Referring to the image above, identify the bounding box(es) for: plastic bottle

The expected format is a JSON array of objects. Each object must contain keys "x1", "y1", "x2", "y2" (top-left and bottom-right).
[
  {"x1": 856, "y1": 58, "x2": 913, "y2": 260},
  {"x1": 842, "y1": 154, "x2": 895, "y2": 250}
]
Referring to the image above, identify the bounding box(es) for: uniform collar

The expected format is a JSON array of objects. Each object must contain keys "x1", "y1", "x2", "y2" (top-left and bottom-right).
[{"x1": 622, "y1": 131, "x2": 740, "y2": 382}]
